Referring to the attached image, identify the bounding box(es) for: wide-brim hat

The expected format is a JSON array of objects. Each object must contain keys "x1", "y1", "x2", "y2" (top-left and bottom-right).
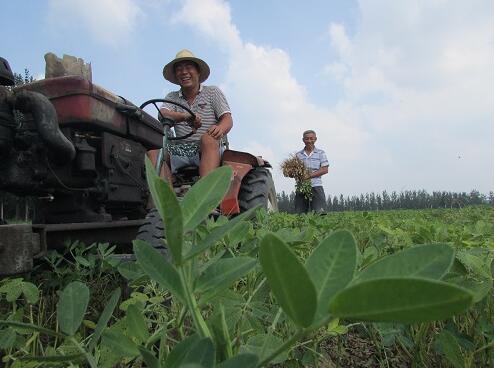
[{"x1": 163, "y1": 49, "x2": 210, "y2": 85}]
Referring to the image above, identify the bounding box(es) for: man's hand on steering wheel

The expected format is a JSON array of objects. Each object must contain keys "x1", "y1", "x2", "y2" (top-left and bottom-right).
[{"x1": 184, "y1": 112, "x2": 202, "y2": 131}]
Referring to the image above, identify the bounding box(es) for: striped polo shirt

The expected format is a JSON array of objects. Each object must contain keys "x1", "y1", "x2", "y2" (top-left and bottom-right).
[
  {"x1": 161, "y1": 85, "x2": 231, "y2": 143},
  {"x1": 295, "y1": 147, "x2": 329, "y2": 187}
]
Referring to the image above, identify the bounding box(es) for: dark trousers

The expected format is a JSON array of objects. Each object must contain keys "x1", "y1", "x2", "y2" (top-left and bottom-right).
[{"x1": 295, "y1": 186, "x2": 326, "y2": 214}]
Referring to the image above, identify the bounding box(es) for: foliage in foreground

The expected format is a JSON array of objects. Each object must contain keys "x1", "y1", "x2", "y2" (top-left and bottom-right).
[{"x1": 0, "y1": 161, "x2": 493, "y2": 367}]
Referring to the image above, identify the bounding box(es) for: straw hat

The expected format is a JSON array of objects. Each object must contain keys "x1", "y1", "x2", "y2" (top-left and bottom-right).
[{"x1": 163, "y1": 49, "x2": 210, "y2": 85}]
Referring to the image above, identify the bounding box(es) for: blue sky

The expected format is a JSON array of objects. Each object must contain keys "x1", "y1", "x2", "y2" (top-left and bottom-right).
[{"x1": 4, "y1": 0, "x2": 494, "y2": 197}]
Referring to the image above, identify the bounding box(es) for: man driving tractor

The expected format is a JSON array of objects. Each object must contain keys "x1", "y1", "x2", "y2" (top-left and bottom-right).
[{"x1": 159, "y1": 49, "x2": 233, "y2": 181}]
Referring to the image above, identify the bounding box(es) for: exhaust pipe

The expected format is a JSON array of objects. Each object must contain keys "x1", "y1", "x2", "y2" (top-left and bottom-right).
[{"x1": 9, "y1": 90, "x2": 76, "y2": 163}]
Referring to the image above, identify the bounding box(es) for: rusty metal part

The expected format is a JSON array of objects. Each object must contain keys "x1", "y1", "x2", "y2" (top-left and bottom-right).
[
  {"x1": 220, "y1": 161, "x2": 253, "y2": 215},
  {"x1": 0, "y1": 225, "x2": 40, "y2": 275}
]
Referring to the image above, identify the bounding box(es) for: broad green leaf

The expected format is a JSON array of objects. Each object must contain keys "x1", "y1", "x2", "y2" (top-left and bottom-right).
[
  {"x1": 102, "y1": 329, "x2": 139, "y2": 358},
  {"x1": 456, "y1": 251, "x2": 492, "y2": 280},
  {"x1": 89, "y1": 287, "x2": 121, "y2": 351},
  {"x1": 138, "y1": 346, "x2": 160, "y2": 368},
  {"x1": 21, "y1": 282, "x2": 39, "y2": 304},
  {"x1": 354, "y1": 244, "x2": 454, "y2": 282},
  {"x1": 57, "y1": 281, "x2": 90, "y2": 336},
  {"x1": 133, "y1": 239, "x2": 185, "y2": 303},
  {"x1": 117, "y1": 261, "x2": 144, "y2": 280},
  {"x1": 444, "y1": 274, "x2": 493, "y2": 303},
  {"x1": 239, "y1": 334, "x2": 288, "y2": 365},
  {"x1": 227, "y1": 222, "x2": 251, "y2": 247},
  {"x1": 181, "y1": 337, "x2": 215, "y2": 367},
  {"x1": 434, "y1": 330, "x2": 464, "y2": 368},
  {"x1": 0, "y1": 328, "x2": 16, "y2": 349},
  {"x1": 259, "y1": 234, "x2": 317, "y2": 327},
  {"x1": 126, "y1": 304, "x2": 149, "y2": 343},
  {"x1": 145, "y1": 156, "x2": 183, "y2": 264},
  {"x1": 329, "y1": 278, "x2": 473, "y2": 323},
  {"x1": 166, "y1": 334, "x2": 201, "y2": 368},
  {"x1": 1, "y1": 278, "x2": 23, "y2": 302},
  {"x1": 217, "y1": 353, "x2": 258, "y2": 368},
  {"x1": 181, "y1": 166, "x2": 233, "y2": 232},
  {"x1": 184, "y1": 206, "x2": 259, "y2": 260},
  {"x1": 196, "y1": 257, "x2": 257, "y2": 300},
  {"x1": 306, "y1": 230, "x2": 357, "y2": 323}
]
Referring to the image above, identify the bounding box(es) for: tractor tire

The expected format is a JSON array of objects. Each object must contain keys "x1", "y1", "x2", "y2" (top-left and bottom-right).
[
  {"x1": 239, "y1": 167, "x2": 278, "y2": 212},
  {"x1": 136, "y1": 208, "x2": 170, "y2": 260}
]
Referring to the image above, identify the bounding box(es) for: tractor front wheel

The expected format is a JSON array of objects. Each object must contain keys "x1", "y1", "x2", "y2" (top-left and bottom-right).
[{"x1": 239, "y1": 167, "x2": 278, "y2": 212}]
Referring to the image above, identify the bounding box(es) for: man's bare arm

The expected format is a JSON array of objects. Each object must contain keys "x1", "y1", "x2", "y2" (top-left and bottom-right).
[
  {"x1": 309, "y1": 165, "x2": 329, "y2": 179},
  {"x1": 207, "y1": 112, "x2": 233, "y2": 139}
]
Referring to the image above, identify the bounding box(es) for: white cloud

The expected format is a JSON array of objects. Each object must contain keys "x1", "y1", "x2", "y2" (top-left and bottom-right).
[
  {"x1": 322, "y1": 0, "x2": 494, "y2": 194},
  {"x1": 47, "y1": 0, "x2": 143, "y2": 46}
]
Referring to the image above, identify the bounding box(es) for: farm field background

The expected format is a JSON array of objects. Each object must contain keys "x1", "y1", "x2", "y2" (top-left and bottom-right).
[{"x1": 1, "y1": 204, "x2": 493, "y2": 367}]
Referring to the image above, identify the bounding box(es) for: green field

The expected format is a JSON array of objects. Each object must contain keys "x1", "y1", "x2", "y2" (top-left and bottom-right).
[{"x1": 1, "y1": 167, "x2": 493, "y2": 367}]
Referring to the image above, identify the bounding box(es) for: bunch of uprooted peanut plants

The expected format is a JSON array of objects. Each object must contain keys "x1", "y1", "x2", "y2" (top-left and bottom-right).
[{"x1": 281, "y1": 155, "x2": 313, "y2": 200}]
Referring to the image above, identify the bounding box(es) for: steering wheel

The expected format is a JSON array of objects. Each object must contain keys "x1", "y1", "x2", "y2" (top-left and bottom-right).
[{"x1": 139, "y1": 98, "x2": 197, "y2": 141}]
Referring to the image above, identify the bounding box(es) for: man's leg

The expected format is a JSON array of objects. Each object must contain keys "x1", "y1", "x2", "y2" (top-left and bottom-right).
[
  {"x1": 294, "y1": 192, "x2": 309, "y2": 214},
  {"x1": 310, "y1": 186, "x2": 327, "y2": 213},
  {"x1": 199, "y1": 134, "x2": 220, "y2": 177}
]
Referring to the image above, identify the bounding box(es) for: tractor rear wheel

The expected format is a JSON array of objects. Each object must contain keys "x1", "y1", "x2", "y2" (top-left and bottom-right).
[
  {"x1": 239, "y1": 167, "x2": 278, "y2": 212},
  {"x1": 136, "y1": 208, "x2": 170, "y2": 260}
]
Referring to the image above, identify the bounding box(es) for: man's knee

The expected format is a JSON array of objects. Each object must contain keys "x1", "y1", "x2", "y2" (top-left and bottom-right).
[{"x1": 200, "y1": 134, "x2": 219, "y2": 151}]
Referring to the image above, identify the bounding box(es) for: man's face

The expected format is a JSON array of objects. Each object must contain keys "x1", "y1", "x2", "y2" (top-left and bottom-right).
[
  {"x1": 174, "y1": 61, "x2": 200, "y2": 88},
  {"x1": 303, "y1": 133, "x2": 317, "y2": 149}
]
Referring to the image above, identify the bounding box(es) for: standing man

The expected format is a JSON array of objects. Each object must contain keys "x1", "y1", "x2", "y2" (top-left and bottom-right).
[
  {"x1": 159, "y1": 49, "x2": 233, "y2": 178},
  {"x1": 295, "y1": 130, "x2": 329, "y2": 213}
]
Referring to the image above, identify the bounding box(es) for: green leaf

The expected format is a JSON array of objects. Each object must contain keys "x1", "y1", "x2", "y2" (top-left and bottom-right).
[
  {"x1": 181, "y1": 337, "x2": 215, "y2": 367},
  {"x1": 184, "y1": 206, "x2": 259, "y2": 260},
  {"x1": 217, "y1": 353, "x2": 259, "y2": 368},
  {"x1": 89, "y1": 287, "x2": 121, "y2": 351},
  {"x1": 166, "y1": 334, "x2": 201, "y2": 368},
  {"x1": 181, "y1": 166, "x2": 233, "y2": 232},
  {"x1": 306, "y1": 230, "x2": 358, "y2": 323},
  {"x1": 239, "y1": 334, "x2": 288, "y2": 365},
  {"x1": 456, "y1": 251, "x2": 492, "y2": 280},
  {"x1": 133, "y1": 239, "x2": 185, "y2": 303},
  {"x1": 165, "y1": 335, "x2": 214, "y2": 368},
  {"x1": 126, "y1": 304, "x2": 150, "y2": 343},
  {"x1": 196, "y1": 257, "x2": 257, "y2": 302},
  {"x1": 21, "y1": 282, "x2": 39, "y2": 304},
  {"x1": 259, "y1": 233, "x2": 317, "y2": 327},
  {"x1": 434, "y1": 330, "x2": 464, "y2": 368},
  {"x1": 57, "y1": 281, "x2": 90, "y2": 336},
  {"x1": 355, "y1": 244, "x2": 454, "y2": 282},
  {"x1": 1, "y1": 278, "x2": 23, "y2": 302},
  {"x1": 101, "y1": 329, "x2": 140, "y2": 358},
  {"x1": 226, "y1": 222, "x2": 251, "y2": 247},
  {"x1": 329, "y1": 278, "x2": 473, "y2": 323},
  {"x1": 117, "y1": 261, "x2": 144, "y2": 280},
  {"x1": 145, "y1": 156, "x2": 183, "y2": 264},
  {"x1": 137, "y1": 346, "x2": 160, "y2": 368},
  {"x1": 0, "y1": 328, "x2": 16, "y2": 349}
]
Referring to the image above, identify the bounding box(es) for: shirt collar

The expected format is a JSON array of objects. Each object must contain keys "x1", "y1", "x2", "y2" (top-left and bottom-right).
[{"x1": 179, "y1": 84, "x2": 203, "y2": 98}]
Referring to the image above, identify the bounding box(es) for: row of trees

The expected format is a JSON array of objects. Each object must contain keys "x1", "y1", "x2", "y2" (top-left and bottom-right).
[{"x1": 277, "y1": 189, "x2": 494, "y2": 213}]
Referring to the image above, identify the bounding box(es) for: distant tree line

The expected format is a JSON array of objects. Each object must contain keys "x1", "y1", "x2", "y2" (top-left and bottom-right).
[{"x1": 277, "y1": 189, "x2": 494, "y2": 213}]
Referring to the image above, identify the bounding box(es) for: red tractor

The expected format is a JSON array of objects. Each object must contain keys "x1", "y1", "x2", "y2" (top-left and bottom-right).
[{"x1": 0, "y1": 56, "x2": 277, "y2": 276}]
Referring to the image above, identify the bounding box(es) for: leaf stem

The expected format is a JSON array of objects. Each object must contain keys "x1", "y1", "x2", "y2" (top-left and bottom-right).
[
  {"x1": 178, "y1": 267, "x2": 211, "y2": 338},
  {"x1": 69, "y1": 337, "x2": 98, "y2": 368}
]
